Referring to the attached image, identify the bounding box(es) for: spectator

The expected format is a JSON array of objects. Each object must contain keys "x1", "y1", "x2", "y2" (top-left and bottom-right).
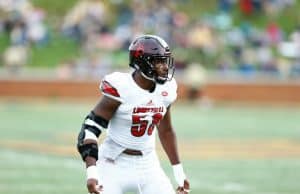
[
  {"x1": 3, "y1": 45, "x2": 28, "y2": 74},
  {"x1": 25, "y1": 6, "x2": 49, "y2": 46},
  {"x1": 62, "y1": 0, "x2": 107, "y2": 43},
  {"x1": 239, "y1": 0, "x2": 253, "y2": 15},
  {"x1": 266, "y1": 21, "x2": 283, "y2": 45},
  {"x1": 183, "y1": 63, "x2": 207, "y2": 101},
  {"x1": 218, "y1": 0, "x2": 235, "y2": 13}
]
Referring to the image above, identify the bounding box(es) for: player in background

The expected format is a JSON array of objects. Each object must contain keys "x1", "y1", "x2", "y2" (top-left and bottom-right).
[{"x1": 76, "y1": 34, "x2": 190, "y2": 194}]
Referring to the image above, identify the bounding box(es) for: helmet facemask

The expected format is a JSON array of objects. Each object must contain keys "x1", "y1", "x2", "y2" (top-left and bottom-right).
[
  {"x1": 151, "y1": 55, "x2": 175, "y2": 84},
  {"x1": 131, "y1": 54, "x2": 174, "y2": 84}
]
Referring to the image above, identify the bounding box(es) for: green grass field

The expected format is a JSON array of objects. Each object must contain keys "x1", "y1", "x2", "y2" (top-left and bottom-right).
[{"x1": 1, "y1": 99, "x2": 300, "y2": 194}]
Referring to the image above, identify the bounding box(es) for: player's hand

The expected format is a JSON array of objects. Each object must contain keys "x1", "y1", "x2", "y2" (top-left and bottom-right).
[
  {"x1": 87, "y1": 178, "x2": 103, "y2": 194},
  {"x1": 176, "y1": 179, "x2": 190, "y2": 194}
]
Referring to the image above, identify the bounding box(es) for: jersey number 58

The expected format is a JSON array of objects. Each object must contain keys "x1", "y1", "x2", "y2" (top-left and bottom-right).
[{"x1": 131, "y1": 113, "x2": 163, "y2": 137}]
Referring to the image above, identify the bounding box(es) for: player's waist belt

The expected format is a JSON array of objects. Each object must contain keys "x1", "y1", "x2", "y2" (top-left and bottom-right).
[{"x1": 123, "y1": 149, "x2": 143, "y2": 156}]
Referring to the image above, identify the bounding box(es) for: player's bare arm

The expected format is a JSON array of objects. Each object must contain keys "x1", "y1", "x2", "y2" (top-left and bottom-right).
[
  {"x1": 158, "y1": 106, "x2": 190, "y2": 194},
  {"x1": 77, "y1": 95, "x2": 120, "y2": 194},
  {"x1": 157, "y1": 106, "x2": 180, "y2": 165}
]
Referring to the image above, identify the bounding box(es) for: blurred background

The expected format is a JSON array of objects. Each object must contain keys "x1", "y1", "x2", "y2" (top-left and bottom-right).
[{"x1": 1, "y1": 0, "x2": 300, "y2": 194}]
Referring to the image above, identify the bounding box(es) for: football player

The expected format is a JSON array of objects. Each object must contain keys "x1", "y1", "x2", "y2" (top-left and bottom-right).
[{"x1": 77, "y1": 35, "x2": 190, "y2": 194}]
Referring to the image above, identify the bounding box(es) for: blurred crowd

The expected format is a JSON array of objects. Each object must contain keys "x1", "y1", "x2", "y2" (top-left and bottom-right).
[
  {"x1": 1, "y1": 0, "x2": 300, "y2": 81},
  {"x1": 0, "y1": 0, "x2": 48, "y2": 73}
]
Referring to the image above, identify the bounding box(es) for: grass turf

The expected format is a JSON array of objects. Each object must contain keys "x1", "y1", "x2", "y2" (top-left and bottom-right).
[{"x1": 0, "y1": 99, "x2": 300, "y2": 194}]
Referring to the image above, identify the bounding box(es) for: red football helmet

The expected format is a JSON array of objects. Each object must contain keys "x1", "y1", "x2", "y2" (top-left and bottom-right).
[{"x1": 129, "y1": 35, "x2": 175, "y2": 84}]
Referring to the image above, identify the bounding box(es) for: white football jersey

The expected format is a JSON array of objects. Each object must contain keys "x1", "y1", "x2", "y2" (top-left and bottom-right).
[{"x1": 99, "y1": 72, "x2": 177, "y2": 153}]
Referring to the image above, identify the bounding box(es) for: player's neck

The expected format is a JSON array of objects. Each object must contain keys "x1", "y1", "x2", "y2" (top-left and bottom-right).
[{"x1": 133, "y1": 71, "x2": 156, "y2": 92}]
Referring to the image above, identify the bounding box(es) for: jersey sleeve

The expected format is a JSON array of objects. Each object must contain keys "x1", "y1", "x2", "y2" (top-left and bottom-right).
[{"x1": 99, "y1": 72, "x2": 126, "y2": 103}]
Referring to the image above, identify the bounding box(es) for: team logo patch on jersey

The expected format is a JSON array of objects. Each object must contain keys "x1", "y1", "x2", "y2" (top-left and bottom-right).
[
  {"x1": 161, "y1": 91, "x2": 168, "y2": 96},
  {"x1": 101, "y1": 80, "x2": 120, "y2": 97}
]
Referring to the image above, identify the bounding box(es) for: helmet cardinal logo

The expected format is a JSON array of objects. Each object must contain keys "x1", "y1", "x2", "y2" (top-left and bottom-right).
[{"x1": 133, "y1": 44, "x2": 144, "y2": 57}]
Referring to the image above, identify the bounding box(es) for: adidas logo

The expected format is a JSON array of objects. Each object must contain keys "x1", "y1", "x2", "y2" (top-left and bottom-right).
[{"x1": 146, "y1": 100, "x2": 154, "y2": 106}]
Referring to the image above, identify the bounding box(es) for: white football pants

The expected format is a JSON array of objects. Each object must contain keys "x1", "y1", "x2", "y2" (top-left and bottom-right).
[{"x1": 96, "y1": 151, "x2": 175, "y2": 194}]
